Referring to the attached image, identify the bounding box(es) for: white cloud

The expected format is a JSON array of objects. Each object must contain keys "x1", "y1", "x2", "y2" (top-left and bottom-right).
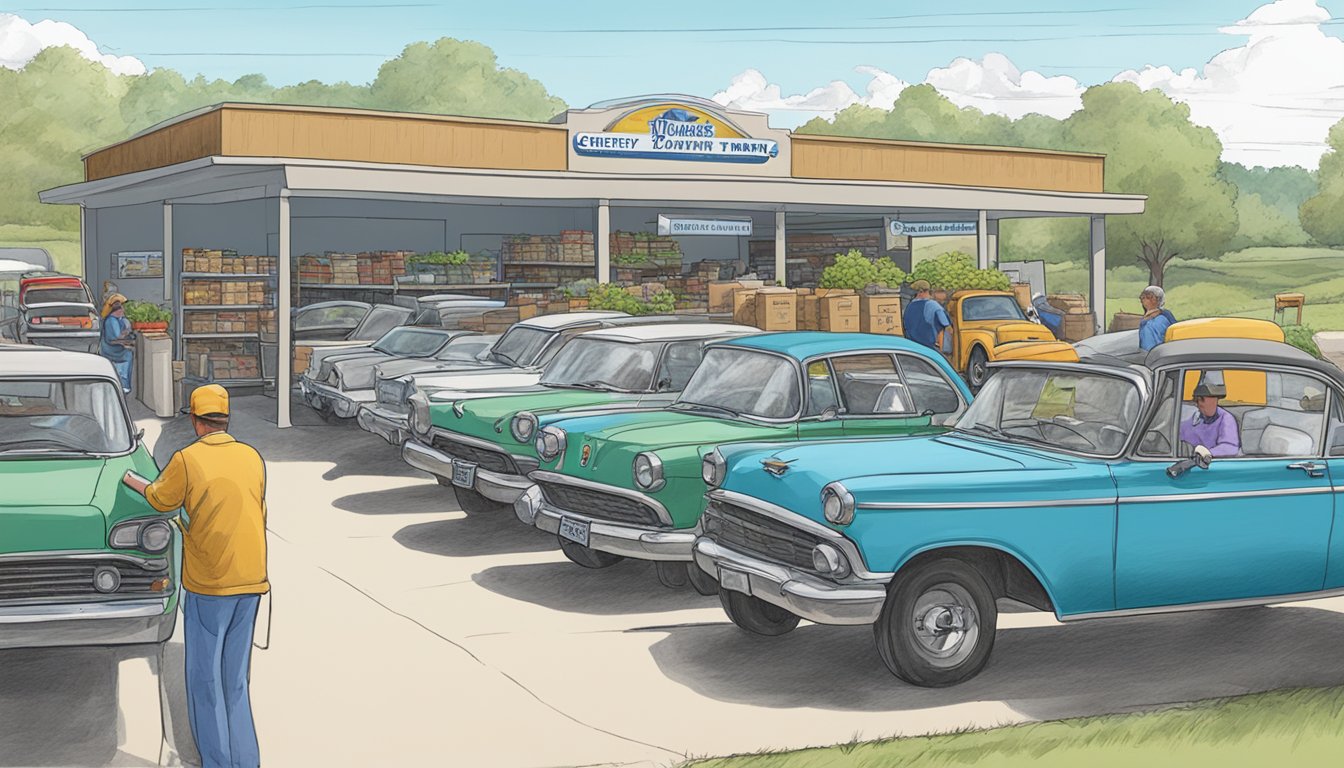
[
  {"x1": 0, "y1": 13, "x2": 145, "y2": 75},
  {"x1": 924, "y1": 53, "x2": 1084, "y2": 120},
  {"x1": 1113, "y1": 0, "x2": 1344, "y2": 168},
  {"x1": 711, "y1": 68, "x2": 869, "y2": 123}
]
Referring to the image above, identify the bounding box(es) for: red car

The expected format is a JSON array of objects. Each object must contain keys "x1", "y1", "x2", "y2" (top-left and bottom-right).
[{"x1": 17, "y1": 273, "x2": 100, "y2": 353}]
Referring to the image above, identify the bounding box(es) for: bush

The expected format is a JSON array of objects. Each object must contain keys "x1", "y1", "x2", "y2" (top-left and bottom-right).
[
  {"x1": 819, "y1": 250, "x2": 906, "y2": 290},
  {"x1": 910, "y1": 251, "x2": 1010, "y2": 293},
  {"x1": 560, "y1": 278, "x2": 598, "y2": 298},
  {"x1": 123, "y1": 300, "x2": 171, "y2": 324},
  {"x1": 1282, "y1": 324, "x2": 1321, "y2": 358},
  {"x1": 409, "y1": 250, "x2": 470, "y2": 265},
  {"x1": 585, "y1": 283, "x2": 677, "y2": 315}
]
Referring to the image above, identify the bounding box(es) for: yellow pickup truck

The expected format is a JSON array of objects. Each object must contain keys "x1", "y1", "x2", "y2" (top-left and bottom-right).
[{"x1": 940, "y1": 289, "x2": 1074, "y2": 390}]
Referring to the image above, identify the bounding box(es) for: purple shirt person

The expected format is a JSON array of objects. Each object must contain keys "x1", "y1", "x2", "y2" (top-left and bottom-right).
[{"x1": 1178, "y1": 381, "x2": 1241, "y2": 457}]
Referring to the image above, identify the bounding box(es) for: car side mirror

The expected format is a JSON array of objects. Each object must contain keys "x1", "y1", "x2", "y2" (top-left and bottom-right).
[
  {"x1": 1167, "y1": 445, "x2": 1213, "y2": 478},
  {"x1": 818, "y1": 405, "x2": 838, "y2": 422},
  {"x1": 656, "y1": 377, "x2": 674, "y2": 392},
  {"x1": 134, "y1": 428, "x2": 145, "y2": 442}
]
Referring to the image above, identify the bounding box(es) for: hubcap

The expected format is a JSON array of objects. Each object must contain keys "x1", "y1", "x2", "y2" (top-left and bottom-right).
[{"x1": 909, "y1": 583, "x2": 979, "y2": 667}]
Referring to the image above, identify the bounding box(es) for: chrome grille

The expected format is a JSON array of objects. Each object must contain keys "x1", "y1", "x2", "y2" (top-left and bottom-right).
[
  {"x1": 0, "y1": 557, "x2": 170, "y2": 603},
  {"x1": 536, "y1": 480, "x2": 664, "y2": 527},
  {"x1": 702, "y1": 500, "x2": 825, "y2": 572},
  {"x1": 377, "y1": 379, "x2": 409, "y2": 407},
  {"x1": 430, "y1": 435, "x2": 515, "y2": 474}
]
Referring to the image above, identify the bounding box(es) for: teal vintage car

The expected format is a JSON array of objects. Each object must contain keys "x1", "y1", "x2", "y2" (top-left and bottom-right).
[
  {"x1": 694, "y1": 339, "x2": 1344, "y2": 687},
  {"x1": 513, "y1": 332, "x2": 972, "y2": 591},
  {"x1": 401, "y1": 322, "x2": 757, "y2": 513},
  {"x1": 0, "y1": 346, "x2": 178, "y2": 649}
]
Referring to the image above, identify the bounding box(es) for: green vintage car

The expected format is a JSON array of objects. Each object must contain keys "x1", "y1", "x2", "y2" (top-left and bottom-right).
[
  {"x1": 402, "y1": 322, "x2": 758, "y2": 513},
  {"x1": 0, "y1": 346, "x2": 178, "y2": 649},
  {"x1": 513, "y1": 332, "x2": 974, "y2": 591}
]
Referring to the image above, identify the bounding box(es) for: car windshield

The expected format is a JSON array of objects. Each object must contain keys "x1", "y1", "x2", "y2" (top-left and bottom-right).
[
  {"x1": 540, "y1": 338, "x2": 659, "y2": 392},
  {"x1": 24, "y1": 285, "x2": 91, "y2": 305},
  {"x1": 954, "y1": 367, "x2": 1142, "y2": 456},
  {"x1": 349, "y1": 305, "x2": 408, "y2": 341},
  {"x1": 0, "y1": 378, "x2": 131, "y2": 455},
  {"x1": 297, "y1": 304, "x2": 366, "y2": 331},
  {"x1": 372, "y1": 327, "x2": 450, "y2": 357},
  {"x1": 434, "y1": 336, "x2": 493, "y2": 362},
  {"x1": 962, "y1": 296, "x2": 1027, "y2": 322},
  {"x1": 675, "y1": 348, "x2": 800, "y2": 420},
  {"x1": 489, "y1": 326, "x2": 554, "y2": 367}
]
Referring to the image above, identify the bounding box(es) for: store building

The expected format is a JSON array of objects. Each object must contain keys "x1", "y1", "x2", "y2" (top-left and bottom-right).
[{"x1": 40, "y1": 94, "x2": 1144, "y2": 427}]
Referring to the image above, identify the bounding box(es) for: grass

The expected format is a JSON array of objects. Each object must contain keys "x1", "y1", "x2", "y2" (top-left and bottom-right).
[
  {"x1": 685, "y1": 685, "x2": 1344, "y2": 768},
  {"x1": 0, "y1": 224, "x2": 81, "y2": 275}
]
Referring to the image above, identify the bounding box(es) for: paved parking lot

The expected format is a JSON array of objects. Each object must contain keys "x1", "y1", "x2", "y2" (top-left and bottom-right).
[{"x1": 8, "y1": 394, "x2": 1344, "y2": 767}]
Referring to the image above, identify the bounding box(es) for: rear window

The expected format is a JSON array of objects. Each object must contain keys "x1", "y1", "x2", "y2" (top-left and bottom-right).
[{"x1": 24, "y1": 285, "x2": 91, "y2": 305}]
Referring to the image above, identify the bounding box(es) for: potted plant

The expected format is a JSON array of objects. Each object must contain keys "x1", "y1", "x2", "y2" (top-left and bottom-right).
[
  {"x1": 560, "y1": 278, "x2": 598, "y2": 310},
  {"x1": 124, "y1": 300, "x2": 172, "y2": 332}
]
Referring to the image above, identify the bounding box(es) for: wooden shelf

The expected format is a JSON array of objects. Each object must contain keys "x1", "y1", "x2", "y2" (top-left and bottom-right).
[
  {"x1": 180, "y1": 272, "x2": 274, "y2": 279},
  {"x1": 182, "y1": 304, "x2": 269, "y2": 310},
  {"x1": 501, "y1": 261, "x2": 596, "y2": 268},
  {"x1": 182, "y1": 333, "x2": 261, "y2": 340}
]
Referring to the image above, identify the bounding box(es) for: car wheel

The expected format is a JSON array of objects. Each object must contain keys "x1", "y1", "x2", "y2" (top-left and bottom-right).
[
  {"x1": 686, "y1": 562, "x2": 720, "y2": 596},
  {"x1": 449, "y1": 484, "x2": 504, "y2": 515},
  {"x1": 874, "y1": 557, "x2": 997, "y2": 687},
  {"x1": 719, "y1": 590, "x2": 800, "y2": 636},
  {"x1": 558, "y1": 537, "x2": 623, "y2": 569},
  {"x1": 655, "y1": 561, "x2": 689, "y2": 588},
  {"x1": 966, "y1": 347, "x2": 991, "y2": 393}
]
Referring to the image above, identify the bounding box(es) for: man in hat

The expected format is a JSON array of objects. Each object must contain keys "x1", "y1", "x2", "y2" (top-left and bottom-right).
[
  {"x1": 1178, "y1": 380, "x2": 1241, "y2": 457},
  {"x1": 902, "y1": 279, "x2": 952, "y2": 352},
  {"x1": 122, "y1": 384, "x2": 268, "y2": 768}
]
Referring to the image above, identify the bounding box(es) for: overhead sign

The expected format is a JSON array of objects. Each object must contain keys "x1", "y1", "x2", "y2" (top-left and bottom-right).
[
  {"x1": 887, "y1": 220, "x2": 978, "y2": 238},
  {"x1": 657, "y1": 215, "x2": 753, "y2": 236},
  {"x1": 574, "y1": 103, "x2": 779, "y2": 164}
]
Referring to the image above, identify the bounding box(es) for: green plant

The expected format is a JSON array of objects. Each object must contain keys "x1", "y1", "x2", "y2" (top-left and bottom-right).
[
  {"x1": 910, "y1": 251, "x2": 1010, "y2": 293},
  {"x1": 585, "y1": 283, "x2": 677, "y2": 315},
  {"x1": 1282, "y1": 324, "x2": 1321, "y2": 358},
  {"x1": 123, "y1": 300, "x2": 171, "y2": 324},
  {"x1": 820, "y1": 250, "x2": 907, "y2": 290},
  {"x1": 409, "y1": 250, "x2": 470, "y2": 265},
  {"x1": 560, "y1": 278, "x2": 598, "y2": 298}
]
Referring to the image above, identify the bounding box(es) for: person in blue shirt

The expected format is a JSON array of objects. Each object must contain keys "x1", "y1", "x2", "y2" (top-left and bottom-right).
[
  {"x1": 902, "y1": 280, "x2": 951, "y2": 351},
  {"x1": 1138, "y1": 285, "x2": 1176, "y2": 351},
  {"x1": 99, "y1": 293, "x2": 134, "y2": 393}
]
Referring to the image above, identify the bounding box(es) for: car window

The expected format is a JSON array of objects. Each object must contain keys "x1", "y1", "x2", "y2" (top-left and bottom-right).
[
  {"x1": 296, "y1": 305, "x2": 365, "y2": 331},
  {"x1": 655, "y1": 341, "x2": 705, "y2": 391},
  {"x1": 1178, "y1": 368, "x2": 1327, "y2": 458},
  {"x1": 372, "y1": 327, "x2": 449, "y2": 357},
  {"x1": 24, "y1": 285, "x2": 91, "y2": 305},
  {"x1": 677, "y1": 347, "x2": 800, "y2": 420},
  {"x1": 0, "y1": 379, "x2": 131, "y2": 454},
  {"x1": 533, "y1": 326, "x2": 601, "y2": 367},
  {"x1": 803, "y1": 359, "x2": 839, "y2": 417},
  {"x1": 349, "y1": 306, "x2": 408, "y2": 341},
  {"x1": 962, "y1": 296, "x2": 1026, "y2": 322},
  {"x1": 831, "y1": 354, "x2": 910, "y2": 415},
  {"x1": 541, "y1": 338, "x2": 660, "y2": 392},
  {"x1": 1137, "y1": 371, "x2": 1180, "y2": 458},
  {"x1": 1327, "y1": 390, "x2": 1344, "y2": 458},
  {"x1": 897, "y1": 355, "x2": 965, "y2": 419},
  {"x1": 957, "y1": 368, "x2": 1141, "y2": 456}
]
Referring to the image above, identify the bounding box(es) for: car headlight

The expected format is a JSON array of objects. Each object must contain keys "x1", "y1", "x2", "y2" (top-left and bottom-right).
[
  {"x1": 632, "y1": 452, "x2": 665, "y2": 491},
  {"x1": 535, "y1": 426, "x2": 566, "y2": 461},
  {"x1": 409, "y1": 392, "x2": 431, "y2": 436},
  {"x1": 109, "y1": 517, "x2": 172, "y2": 553},
  {"x1": 511, "y1": 411, "x2": 538, "y2": 443},
  {"x1": 821, "y1": 481, "x2": 855, "y2": 526},
  {"x1": 811, "y1": 542, "x2": 851, "y2": 578},
  {"x1": 701, "y1": 449, "x2": 726, "y2": 488}
]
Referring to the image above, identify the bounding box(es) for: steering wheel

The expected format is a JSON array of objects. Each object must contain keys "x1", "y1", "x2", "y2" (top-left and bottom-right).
[{"x1": 1004, "y1": 418, "x2": 1098, "y2": 451}]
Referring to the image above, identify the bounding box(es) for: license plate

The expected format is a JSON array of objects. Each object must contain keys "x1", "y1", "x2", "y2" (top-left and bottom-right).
[
  {"x1": 451, "y1": 461, "x2": 476, "y2": 489},
  {"x1": 558, "y1": 517, "x2": 590, "y2": 547},
  {"x1": 719, "y1": 567, "x2": 750, "y2": 595}
]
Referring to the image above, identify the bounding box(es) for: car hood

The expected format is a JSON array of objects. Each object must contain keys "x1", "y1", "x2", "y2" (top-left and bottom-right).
[
  {"x1": 719, "y1": 433, "x2": 1109, "y2": 528},
  {"x1": 309, "y1": 347, "x2": 386, "y2": 381},
  {"x1": 552, "y1": 409, "x2": 794, "y2": 476},
  {"x1": 0, "y1": 456, "x2": 160, "y2": 553},
  {"x1": 330, "y1": 352, "x2": 403, "y2": 390},
  {"x1": 376, "y1": 357, "x2": 504, "y2": 381},
  {"x1": 420, "y1": 370, "x2": 543, "y2": 398},
  {"x1": 983, "y1": 321, "x2": 1055, "y2": 343},
  {"x1": 436, "y1": 389, "x2": 657, "y2": 437}
]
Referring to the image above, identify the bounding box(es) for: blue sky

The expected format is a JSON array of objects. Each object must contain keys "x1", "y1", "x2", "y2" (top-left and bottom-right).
[{"x1": 3, "y1": 1, "x2": 1342, "y2": 167}]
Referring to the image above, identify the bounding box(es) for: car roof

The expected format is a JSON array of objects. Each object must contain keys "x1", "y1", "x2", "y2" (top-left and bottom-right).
[
  {"x1": 297, "y1": 300, "x2": 371, "y2": 311},
  {"x1": 516, "y1": 311, "x2": 627, "y2": 329},
  {"x1": 1146, "y1": 338, "x2": 1344, "y2": 387},
  {"x1": 579, "y1": 322, "x2": 759, "y2": 343},
  {"x1": 0, "y1": 346, "x2": 119, "y2": 379},
  {"x1": 716, "y1": 331, "x2": 943, "y2": 361}
]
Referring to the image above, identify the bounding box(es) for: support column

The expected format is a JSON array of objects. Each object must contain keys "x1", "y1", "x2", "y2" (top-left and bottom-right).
[
  {"x1": 596, "y1": 199, "x2": 611, "y2": 284},
  {"x1": 985, "y1": 218, "x2": 999, "y2": 269},
  {"x1": 277, "y1": 194, "x2": 292, "y2": 429},
  {"x1": 1090, "y1": 216, "x2": 1106, "y2": 335},
  {"x1": 162, "y1": 203, "x2": 174, "y2": 302},
  {"x1": 774, "y1": 210, "x2": 786, "y2": 286},
  {"x1": 976, "y1": 210, "x2": 990, "y2": 269}
]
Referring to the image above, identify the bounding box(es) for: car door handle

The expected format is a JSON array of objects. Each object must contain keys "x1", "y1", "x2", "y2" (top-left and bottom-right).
[{"x1": 1287, "y1": 461, "x2": 1326, "y2": 478}]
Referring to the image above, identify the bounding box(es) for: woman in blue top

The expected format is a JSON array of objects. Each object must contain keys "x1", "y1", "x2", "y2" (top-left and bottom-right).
[
  {"x1": 100, "y1": 293, "x2": 134, "y2": 393},
  {"x1": 1138, "y1": 285, "x2": 1175, "y2": 351}
]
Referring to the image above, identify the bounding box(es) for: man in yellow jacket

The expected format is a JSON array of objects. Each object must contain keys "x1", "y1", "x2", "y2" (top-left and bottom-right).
[{"x1": 124, "y1": 384, "x2": 267, "y2": 768}]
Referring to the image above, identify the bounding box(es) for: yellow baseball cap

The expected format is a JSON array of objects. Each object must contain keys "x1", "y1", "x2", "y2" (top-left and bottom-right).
[{"x1": 186, "y1": 384, "x2": 230, "y2": 418}]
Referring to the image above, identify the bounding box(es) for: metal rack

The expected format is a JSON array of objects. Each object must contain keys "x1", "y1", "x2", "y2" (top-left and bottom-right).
[{"x1": 178, "y1": 263, "x2": 277, "y2": 389}]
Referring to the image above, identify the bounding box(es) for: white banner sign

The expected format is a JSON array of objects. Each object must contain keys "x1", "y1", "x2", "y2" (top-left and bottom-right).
[
  {"x1": 657, "y1": 215, "x2": 753, "y2": 236},
  {"x1": 887, "y1": 220, "x2": 978, "y2": 237},
  {"x1": 575, "y1": 132, "x2": 778, "y2": 164}
]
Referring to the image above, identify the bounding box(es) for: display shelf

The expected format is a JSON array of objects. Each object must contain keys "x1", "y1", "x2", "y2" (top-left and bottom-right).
[
  {"x1": 302, "y1": 282, "x2": 509, "y2": 291},
  {"x1": 182, "y1": 332, "x2": 261, "y2": 340},
  {"x1": 182, "y1": 304, "x2": 268, "y2": 310},
  {"x1": 180, "y1": 272, "x2": 274, "y2": 279},
  {"x1": 501, "y1": 261, "x2": 597, "y2": 268},
  {"x1": 213, "y1": 378, "x2": 265, "y2": 386}
]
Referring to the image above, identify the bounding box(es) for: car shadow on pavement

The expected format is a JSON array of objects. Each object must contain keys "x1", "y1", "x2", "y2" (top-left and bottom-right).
[
  {"x1": 645, "y1": 605, "x2": 1344, "y2": 718},
  {"x1": 0, "y1": 647, "x2": 123, "y2": 766},
  {"x1": 334, "y1": 483, "x2": 459, "y2": 516},
  {"x1": 472, "y1": 560, "x2": 715, "y2": 615},
  {"x1": 158, "y1": 641, "x2": 201, "y2": 767},
  {"x1": 394, "y1": 514, "x2": 559, "y2": 557}
]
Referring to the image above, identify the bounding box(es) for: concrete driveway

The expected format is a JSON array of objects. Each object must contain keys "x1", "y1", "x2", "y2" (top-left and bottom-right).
[{"x1": 9, "y1": 394, "x2": 1344, "y2": 767}]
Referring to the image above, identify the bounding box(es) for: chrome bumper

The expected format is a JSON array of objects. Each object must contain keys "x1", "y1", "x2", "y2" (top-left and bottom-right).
[
  {"x1": 0, "y1": 597, "x2": 176, "y2": 649},
  {"x1": 693, "y1": 538, "x2": 891, "y2": 625},
  {"x1": 401, "y1": 440, "x2": 532, "y2": 504},
  {"x1": 514, "y1": 486, "x2": 696, "y2": 561},
  {"x1": 357, "y1": 406, "x2": 409, "y2": 445},
  {"x1": 305, "y1": 382, "x2": 364, "y2": 418}
]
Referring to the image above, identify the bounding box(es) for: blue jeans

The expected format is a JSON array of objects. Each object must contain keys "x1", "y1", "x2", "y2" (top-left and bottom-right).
[{"x1": 183, "y1": 591, "x2": 261, "y2": 768}]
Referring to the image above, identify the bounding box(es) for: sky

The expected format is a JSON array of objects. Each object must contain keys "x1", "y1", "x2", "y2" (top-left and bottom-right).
[{"x1": 1, "y1": 0, "x2": 1342, "y2": 168}]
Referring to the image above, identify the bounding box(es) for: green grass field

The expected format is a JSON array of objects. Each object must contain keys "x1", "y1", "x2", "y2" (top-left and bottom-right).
[
  {"x1": 686, "y1": 685, "x2": 1344, "y2": 768},
  {"x1": 0, "y1": 224, "x2": 81, "y2": 274}
]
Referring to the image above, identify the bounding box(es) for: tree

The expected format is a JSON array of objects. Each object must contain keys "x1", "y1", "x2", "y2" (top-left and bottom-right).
[
  {"x1": 1062, "y1": 83, "x2": 1237, "y2": 287},
  {"x1": 797, "y1": 85, "x2": 1019, "y2": 146},
  {"x1": 366, "y1": 38, "x2": 565, "y2": 121},
  {"x1": 1301, "y1": 118, "x2": 1344, "y2": 246}
]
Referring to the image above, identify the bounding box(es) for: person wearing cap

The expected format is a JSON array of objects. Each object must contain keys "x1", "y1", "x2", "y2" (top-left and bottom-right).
[
  {"x1": 902, "y1": 279, "x2": 952, "y2": 352},
  {"x1": 122, "y1": 384, "x2": 268, "y2": 768},
  {"x1": 1138, "y1": 285, "x2": 1176, "y2": 352},
  {"x1": 1178, "y1": 380, "x2": 1240, "y2": 457},
  {"x1": 99, "y1": 292, "x2": 134, "y2": 393}
]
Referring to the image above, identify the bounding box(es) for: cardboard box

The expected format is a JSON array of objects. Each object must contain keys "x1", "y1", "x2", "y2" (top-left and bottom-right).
[
  {"x1": 708, "y1": 281, "x2": 745, "y2": 313},
  {"x1": 754, "y1": 287, "x2": 797, "y2": 331},
  {"x1": 820, "y1": 293, "x2": 860, "y2": 332},
  {"x1": 1012, "y1": 283, "x2": 1032, "y2": 310},
  {"x1": 1047, "y1": 293, "x2": 1088, "y2": 314},
  {"x1": 796, "y1": 295, "x2": 820, "y2": 331},
  {"x1": 732, "y1": 289, "x2": 758, "y2": 326},
  {"x1": 861, "y1": 294, "x2": 904, "y2": 336},
  {"x1": 1109, "y1": 311, "x2": 1142, "y2": 333},
  {"x1": 1062, "y1": 312, "x2": 1096, "y2": 342}
]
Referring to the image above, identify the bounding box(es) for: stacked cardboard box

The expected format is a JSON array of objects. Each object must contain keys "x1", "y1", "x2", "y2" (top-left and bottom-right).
[
  {"x1": 747, "y1": 234, "x2": 881, "y2": 284},
  {"x1": 610, "y1": 231, "x2": 682, "y2": 270},
  {"x1": 796, "y1": 288, "x2": 860, "y2": 332},
  {"x1": 503, "y1": 233, "x2": 596, "y2": 264},
  {"x1": 182, "y1": 249, "x2": 276, "y2": 274},
  {"x1": 186, "y1": 341, "x2": 260, "y2": 380},
  {"x1": 861, "y1": 292, "x2": 905, "y2": 336}
]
